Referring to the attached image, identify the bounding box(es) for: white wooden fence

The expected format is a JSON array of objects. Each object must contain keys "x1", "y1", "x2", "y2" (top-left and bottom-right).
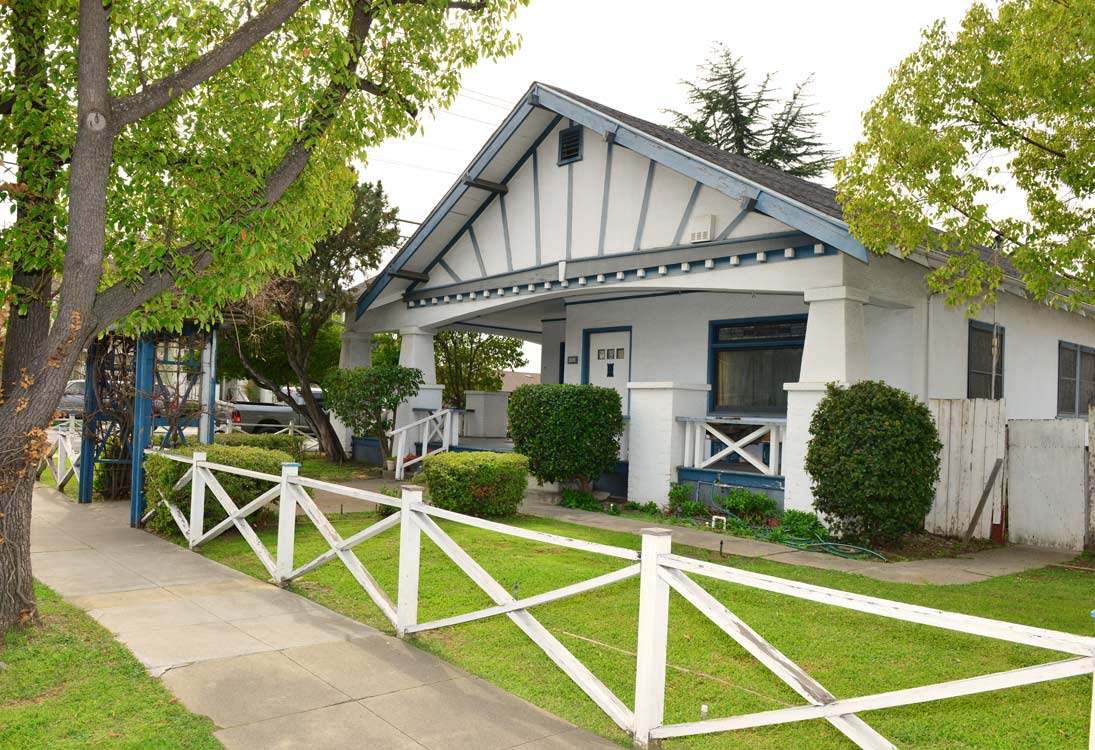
[
  {"x1": 38, "y1": 415, "x2": 82, "y2": 491},
  {"x1": 146, "y1": 449, "x2": 1095, "y2": 749},
  {"x1": 678, "y1": 416, "x2": 785, "y2": 476},
  {"x1": 927, "y1": 399, "x2": 1007, "y2": 540}
]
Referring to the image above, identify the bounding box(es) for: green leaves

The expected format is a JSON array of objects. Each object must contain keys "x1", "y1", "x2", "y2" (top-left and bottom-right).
[
  {"x1": 836, "y1": 0, "x2": 1095, "y2": 311},
  {"x1": 322, "y1": 364, "x2": 424, "y2": 457}
]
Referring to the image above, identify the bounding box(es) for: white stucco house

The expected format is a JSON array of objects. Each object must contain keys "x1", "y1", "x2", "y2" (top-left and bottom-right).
[{"x1": 343, "y1": 82, "x2": 1095, "y2": 512}]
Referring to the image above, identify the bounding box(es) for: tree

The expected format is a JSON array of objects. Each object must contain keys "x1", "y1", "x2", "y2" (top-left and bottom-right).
[
  {"x1": 434, "y1": 330, "x2": 527, "y2": 407},
  {"x1": 667, "y1": 45, "x2": 836, "y2": 178},
  {"x1": 835, "y1": 0, "x2": 1095, "y2": 311},
  {"x1": 219, "y1": 180, "x2": 400, "y2": 461},
  {"x1": 364, "y1": 330, "x2": 528, "y2": 407},
  {"x1": 322, "y1": 365, "x2": 424, "y2": 463},
  {"x1": 0, "y1": 0, "x2": 525, "y2": 631}
]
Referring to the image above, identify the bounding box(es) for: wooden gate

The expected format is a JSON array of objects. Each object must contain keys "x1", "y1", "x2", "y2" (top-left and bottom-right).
[{"x1": 926, "y1": 399, "x2": 1007, "y2": 541}]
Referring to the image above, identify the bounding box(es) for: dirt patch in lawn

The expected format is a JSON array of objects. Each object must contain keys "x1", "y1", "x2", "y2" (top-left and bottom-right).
[{"x1": 878, "y1": 531, "x2": 998, "y2": 562}]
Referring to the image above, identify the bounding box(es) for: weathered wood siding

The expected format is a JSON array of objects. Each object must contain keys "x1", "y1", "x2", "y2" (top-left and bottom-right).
[{"x1": 926, "y1": 399, "x2": 1006, "y2": 540}]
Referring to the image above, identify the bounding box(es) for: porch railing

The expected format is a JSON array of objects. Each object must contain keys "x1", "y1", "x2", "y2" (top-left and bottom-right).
[
  {"x1": 144, "y1": 448, "x2": 1095, "y2": 750},
  {"x1": 38, "y1": 415, "x2": 82, "y2": 491},
  {"x1": 678, "y1": 415, "x2": 785, "y2": 476},
  {"x1": 387, "y1": 408, "x2": 459, "y2": 480}
]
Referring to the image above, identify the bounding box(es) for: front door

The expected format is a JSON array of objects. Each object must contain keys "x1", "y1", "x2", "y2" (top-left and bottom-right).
[{"x1": 587, "y1": 330, "x2": 630, "y2": 415}]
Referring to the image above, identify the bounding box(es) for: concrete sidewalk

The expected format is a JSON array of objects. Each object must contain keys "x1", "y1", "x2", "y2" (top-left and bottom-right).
[{"x1": 31, "y1": 486, "x2": 616, "y2": 750}]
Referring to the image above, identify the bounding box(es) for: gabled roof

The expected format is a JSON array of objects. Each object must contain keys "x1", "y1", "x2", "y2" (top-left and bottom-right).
[{"x1": 356, "y1": 82, "x2": 873, "y2": 319}]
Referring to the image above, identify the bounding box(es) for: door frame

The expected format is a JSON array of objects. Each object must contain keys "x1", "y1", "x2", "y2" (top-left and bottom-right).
[{"x1": 581, "y1": 326, "x2": 633, "y2": 412}]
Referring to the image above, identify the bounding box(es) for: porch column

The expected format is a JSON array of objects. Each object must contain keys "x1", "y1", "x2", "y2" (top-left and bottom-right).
[
  {"x1": 540, "y1": 319, "x2": 566, "y2": 384},
  {"x1": 627, "y1": 383, "x2": 710, "y2": 506},
  {"x1": 331, "y1": 331, "x2": 372, "y2": 453},
  {"x1": 783, "y1": 286, "x2": 869, "y2": 512},
  {"x1": 396, "y1": 326, "x2": 443, "y2": 431}
]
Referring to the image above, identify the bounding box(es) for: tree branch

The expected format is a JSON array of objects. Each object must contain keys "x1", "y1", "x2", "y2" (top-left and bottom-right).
[
  {"x1": 967, "y1": 93, "x2": 1067, "y2": 161},
  {"x1": 0, "y1": 94, "x2": 12, "y2": 116},
  {"x1": 112, "y1": 0, "x2": 306, "y2": 129},
  {"x1": 359, "y1": 78, "x2": 418, "y2": 118},
  {"x1": 389, "y1": 0, "x2": 488, "y2": 8}
]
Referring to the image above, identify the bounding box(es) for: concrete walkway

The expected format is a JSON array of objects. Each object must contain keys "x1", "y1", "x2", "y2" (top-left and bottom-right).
[
  {"x1": 310, "y1": 476, "x2": 1074, "y2": 586},
  {"x1": 31, "y1": 486, "x2": 616, "y2": 750}
]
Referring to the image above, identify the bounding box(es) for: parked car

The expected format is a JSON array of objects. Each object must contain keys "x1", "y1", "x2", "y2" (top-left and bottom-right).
[
  {"x1": 229, "y1": 388, "x2": 323, "y2": 434},
  {"x1": 59, "y1": 379, "x2": 86, "y2": 417}
]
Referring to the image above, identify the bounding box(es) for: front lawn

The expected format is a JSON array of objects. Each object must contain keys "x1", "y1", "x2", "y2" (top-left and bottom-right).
[
  {"x1": 0, "y1": 583, "x2": 221, "y2": 750},
  {"x1": 188, "y1": 512, "x2": 1093, "y2": 749}
]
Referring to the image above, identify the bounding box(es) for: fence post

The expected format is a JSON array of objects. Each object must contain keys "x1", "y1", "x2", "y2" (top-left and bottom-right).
[
  {"x1": 188, "y1": 452, "x2": 207, "y2": 548},
  {"x1": 633, "y1": 529, "x2": 672, "y2": 748},
  {"x1": 275, "y1": 461, "x2": 300, "y2": 585},
  {"x1": 397, "y1": 484, "x2": 423, "y2": 638}
]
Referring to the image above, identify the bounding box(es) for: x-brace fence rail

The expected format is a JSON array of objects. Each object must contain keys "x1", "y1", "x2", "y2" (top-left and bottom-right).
[
  {"x1": 39, "y1": 416, "x2": 82, "y2": 490},
  {"x1": 145, "y1": 449, "x2": 1095, "y2": 749}
]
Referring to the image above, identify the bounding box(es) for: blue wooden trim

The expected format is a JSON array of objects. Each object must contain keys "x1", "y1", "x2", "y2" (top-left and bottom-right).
[
  {"x1": 355, "y1": 92, "x2": 540, "y2": 318},
  {"x1": 565, "y1": 161, "x2": 574, "y2": 260},
  {"x1": 716, "y1": 206, "x2": 750, "y2": 240},
  {"x1": 77, "y1": 342, "x2": 99, "y2": 503},
  {"x1": 534, "y1": 85, "x2": 869, "y2": 262},
  {"x1": 707, "y1": 314, "x2": 807, "y2": 413},
  {"x1": 416, "y1": 114, "x2": 563, "y2": 287},
  {"x1": 634, "y1": 160, "x2": 656, "y2": 251},
  {"x1": 533, "y1": 149, "x2": 542, "y2": 266},
  {"x1": 437, "y1": 258, "x2": 461, "y2": 283},
  {"x1": 581, "y1": 325, "x2": 633, "y2": 412},
  {"x1": 455, "y1": 321, "x2": 539, "y2": 337},
  {"x1": 677, "y1": 467, "x2": 785, "y2": 491},
  {"x1": 468, "y1": 226, "x2": 487, "y2": 277},
  {"x1": 597, "y1": 141, "x2": 613, "y2": 256},
  {"x1": 499, "y1": 194, "x2": 513, "y2": 272},
  {"x1": 129, "y1": 335, "x2": 156, "y2": 526},
  {"x1": 673, "y1": 181, "x2": 703, "y2": 246},
  {"x1": 566, "y1": 291, "x2": 695, "y2": 307}
]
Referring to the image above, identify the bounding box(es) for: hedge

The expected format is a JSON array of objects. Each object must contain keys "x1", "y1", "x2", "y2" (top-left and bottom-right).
[
  {"x1": 214, "y1": 431, "x2": 305, "y2": 458},
  {"x1": 508, "y1": 384, "x2": 623, "y2": 492},
  {"x1": 420, "y1": 452, "x2": 528, "y2": 518},
  {"x1": 805, "y1": 381, "x2": 942, "y2": 545},
  {"x1": 143, "y1": 444, "x2": 293, "y2": 536}
]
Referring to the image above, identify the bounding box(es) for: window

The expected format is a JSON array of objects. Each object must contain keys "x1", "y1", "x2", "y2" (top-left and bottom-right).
[
  {"x1": 1058, "y1": 342, "x2": 1095, "y2": 417},
  {"x1": 557, "y1": 125, "x2": 582, "y2": 165},
  {"x1": 967, "y1": 321, "x2": 1004, "y2": 400},
  {"x1": 710, "y1": 318, "x2": 805, "y2": 414}
]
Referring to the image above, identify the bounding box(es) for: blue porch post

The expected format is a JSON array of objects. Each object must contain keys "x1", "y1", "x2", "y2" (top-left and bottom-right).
[
  {"x1": 77, "y1": 342, "x2": 98, "y2": 503},
  {"x1": 129, "y1": 335, "x2": 155, "y2": 526}
]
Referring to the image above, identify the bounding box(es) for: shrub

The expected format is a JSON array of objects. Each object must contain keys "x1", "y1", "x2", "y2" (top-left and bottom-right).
[
  {"x1": 560, "y1": 489, "x2": 602, "y2": 512},
  {"x1": 421, "y1": 452, "x2": 529, "y2": 518},
  {"x1": 215, "y1": 431, "x2": 305, "y2": 459},
  {"x1": 780, "y1": 509, "x2": 827, "y2": 540},
  {"x1": 375, "y1": 484, "x2": 401, "y2": 518},
  {"x1": 667, "y1": 482, "x2": 692, "y2": 512},
  {"x1": 805, "y1": 381, "x2": 942, "y2": 545},
  {"x1": 623, "y1": 500, "x2": 661, "y2": 515},
  {"x1": 323, "y1": 365, "x2": 424, "y2": 462},
  {"x1": 508, "y1": 384, "x2": 623, "y2": 493},
  {"x1": 720, "y1": 487, "x2": 778, "y2": 525},
  {"x1": 143, "y1": 444, "x2": 293, "y2": 536}
]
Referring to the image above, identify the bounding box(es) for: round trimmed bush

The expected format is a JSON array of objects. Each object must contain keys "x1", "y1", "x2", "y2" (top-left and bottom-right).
[
  {"x1": 508, "y1": 384, "x2": 624, "y2": 492},
  {"x1": 214, "y1": 431, "x2": 305, "y2": 459},
  {"x1": 805, "y1": 381, "x2": 942, "y2": 545},
  {"x1": 421, "y1": 452, "x2": 528, "y2": 518},
  {"x1": 143, "y1": 444, "x2": 293, "y2": 536}
]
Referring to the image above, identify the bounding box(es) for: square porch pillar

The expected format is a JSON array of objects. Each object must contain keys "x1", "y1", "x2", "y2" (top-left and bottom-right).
[
  {"x1": 783, "y1": 286, "x2": 868, "y2": 512},
  {"x1": 396, "y1": 327, "x2": 443, "y2": 431},
  {"x1": 626, "y1": 383, "x2": 711, "y2": 506},
  {"x1": 331, "y1": 331, "x2": 373, "y2": 452}
]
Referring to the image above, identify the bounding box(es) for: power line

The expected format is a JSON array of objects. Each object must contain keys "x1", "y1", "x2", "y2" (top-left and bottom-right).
[
  {"x1": 367, "y1": 157, "x2": 461, "y2": 176},
  {"x1": 437, "y1": 110, "x2": 500, "y2": 127},
  {"x1": 461, "y1": 87, "x2": 514, "y2": 106},
  {"x1": 457, "y1": 91, "x2": 513, "y2": 111}
]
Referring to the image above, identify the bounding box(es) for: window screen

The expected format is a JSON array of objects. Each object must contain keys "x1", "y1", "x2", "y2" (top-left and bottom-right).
[{"x1": 967, "y1": 322, "x2": 1004, "y2": 400}]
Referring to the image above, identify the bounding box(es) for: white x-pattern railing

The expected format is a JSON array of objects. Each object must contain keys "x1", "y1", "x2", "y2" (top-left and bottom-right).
[
  {"x1": 679, "y1": 415, "x2": 785, "y2": 476},
  {"x1": 145, "y1": 449, "x2": 1095, "y2": 749},
  {"x1": 387, "y1": 408, "x2": 459, "y2": 480},
  {"x1": 39, "y1": 415, "x2": 82, "y2": 490}
]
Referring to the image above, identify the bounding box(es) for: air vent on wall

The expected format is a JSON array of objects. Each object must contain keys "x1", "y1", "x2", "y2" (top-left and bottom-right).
[
  {"x1": 688, "y1": 215, "x2": 718, "y2": 243},
  {"x1": 557, "y1": 125, "x2": 583, "y2": 165}
]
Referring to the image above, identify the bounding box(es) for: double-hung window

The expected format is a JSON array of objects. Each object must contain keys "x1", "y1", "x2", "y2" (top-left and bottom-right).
[
  {"x1": 1058, "y1": 341, "x2": 1095, "y2": 417},
  {"x1": 967, "y1": 321, "x2": 1004, "y2": 400},
  {"x1": 709, "y1": 317, "x2": 805, "y2": 414}
]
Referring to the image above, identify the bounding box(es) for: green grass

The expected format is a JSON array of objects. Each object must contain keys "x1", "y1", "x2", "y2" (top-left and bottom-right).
[
  {"x1": 296, "y1": 455, "x2": 382, "y2": 482},
  {"x1": 178, "y1": 514, "x2": 1095, "y2": 749},
  {"x1": 36, "y1": 468, "x2": 80, "y2": 500},
  {"x1": 0, "y1": 583, "x2": 221, "y2": 750}
]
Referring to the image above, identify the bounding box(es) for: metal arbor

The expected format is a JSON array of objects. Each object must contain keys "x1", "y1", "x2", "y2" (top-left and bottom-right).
[{"x1": 77, "y1": 325, "x2": 218, "y2": 525}]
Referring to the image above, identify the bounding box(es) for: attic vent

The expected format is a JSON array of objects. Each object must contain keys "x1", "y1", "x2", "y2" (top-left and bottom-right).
[
  {"x1": 688, "y1": 214, "x2": 718, "y2": 244},
  {"x1": 557, "y1": 125, "x2": 583, "y2": 165}
]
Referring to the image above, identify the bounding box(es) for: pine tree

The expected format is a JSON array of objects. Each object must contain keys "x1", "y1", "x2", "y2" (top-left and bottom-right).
[{"x1": 667, "y1": 46, "x2": 836, "y2": 178}]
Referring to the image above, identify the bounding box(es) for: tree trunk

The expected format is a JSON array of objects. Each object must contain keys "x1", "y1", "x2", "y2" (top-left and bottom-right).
[
  {"x1": 297, "y1": 389, "x2": 347, "y2": 463},
  {"x1": 0, "y1": 460, "x2": 40, "y2": 628}
]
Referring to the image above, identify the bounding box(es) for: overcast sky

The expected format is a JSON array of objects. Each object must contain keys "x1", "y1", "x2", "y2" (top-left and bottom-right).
[{"x1": 356, "y1": 0, "x2": 974, "y2": 373}]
